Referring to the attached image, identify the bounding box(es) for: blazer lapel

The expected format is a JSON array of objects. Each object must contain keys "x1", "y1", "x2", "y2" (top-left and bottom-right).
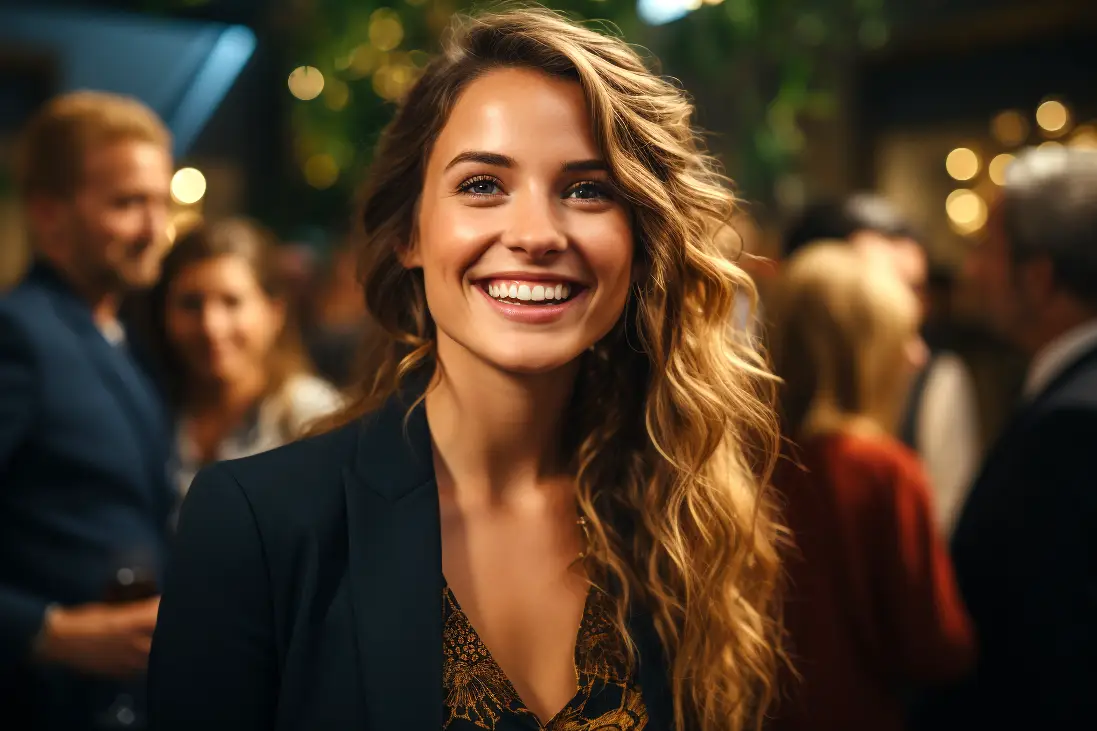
[
  {"x1": 344, "y1": 378, "x2": 444, "y2": 730},
  {"x1": 629, "y1": 602, "x2": 675, "y2": 730},
  {"x1": 32, "y1": 264, "x2": 169, "y2": 489}
]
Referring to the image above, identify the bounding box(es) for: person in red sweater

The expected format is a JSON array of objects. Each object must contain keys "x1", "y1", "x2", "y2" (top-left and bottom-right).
[{"x1": 766, "y1": 241, "x2": 974, "y2": 731}]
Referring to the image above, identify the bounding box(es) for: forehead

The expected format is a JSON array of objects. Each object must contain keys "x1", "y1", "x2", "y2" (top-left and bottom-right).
[
  {"x1": 80, "y1": 139, "x2": 171, "y2": 187},
  {"x1": 428, "y1": 67, "x2": 598, "y2": 167},
  {"x1": 171, "y1": 255, "x2": 257, "y2": 289}
]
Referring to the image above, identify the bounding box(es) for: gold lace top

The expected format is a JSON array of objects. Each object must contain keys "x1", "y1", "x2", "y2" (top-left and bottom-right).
[{"x1": 442, "y1": 585, "x2": 649, "y2": 730}]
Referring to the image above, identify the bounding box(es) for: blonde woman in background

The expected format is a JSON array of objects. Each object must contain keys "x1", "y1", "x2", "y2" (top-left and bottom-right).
[
  {"x1": 148, "y1": 7, "x2": 785, "y2": 731},
  {"x1": 143, "y1": 218, "x2": 341, "y2": 497},
  {"x1": 767, "y1": 241, "x2": 974, "y2": 731}
]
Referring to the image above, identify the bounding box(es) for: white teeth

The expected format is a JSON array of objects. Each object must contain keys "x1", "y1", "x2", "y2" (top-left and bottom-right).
[{"x1": 484, "y1": 280, "x2": 574, "y2": 303}]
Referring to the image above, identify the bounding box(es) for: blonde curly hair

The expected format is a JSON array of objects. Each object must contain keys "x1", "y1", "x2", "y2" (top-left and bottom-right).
[{"x1": 317, "y1": 7, "x2": 786, "y2": 729}]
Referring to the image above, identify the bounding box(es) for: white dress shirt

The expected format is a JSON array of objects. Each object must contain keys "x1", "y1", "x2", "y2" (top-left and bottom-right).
[{"x1": 916, "y1": 352, "x2": 981, "y2": 538}]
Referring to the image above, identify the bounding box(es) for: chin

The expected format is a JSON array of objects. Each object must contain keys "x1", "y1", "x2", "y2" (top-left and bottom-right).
[
  {"x1": 121, "y1": 266, "x2": 162, "y2": 291},
  {"x1": 476, "y1": 344, "x2": 586, "y2": 378}
]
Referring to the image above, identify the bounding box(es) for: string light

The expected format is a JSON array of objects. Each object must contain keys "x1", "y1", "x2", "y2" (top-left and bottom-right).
[
  {"x1": 170, "y1": 168, "x2": 206, "y2": 205},
  {"x1": 945, "y1": 147, "x2": 980, "y2": 181},
  {"x1": 946, "y1": 189, "x2": 987, "y2": 236},
  {"x1": 288, "y1": 66, "x2": 324, "y2": 101},
  {"x1": 991, "y1": 110, "x2": 1028, "y2": 147},
  {"x1": 304, "y1": 154, "x2": 339, "y2": 189},
  {"x1": 1036, "y1": 99, "x2": 1070, "y2": 136},
  {"x1": 989, "y1": 154, "x2": 1014, "y2": 186}
]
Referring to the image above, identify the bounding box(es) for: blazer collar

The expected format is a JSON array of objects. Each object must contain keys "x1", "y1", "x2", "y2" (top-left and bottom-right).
[{"x1": 342, "y1": 369, "x2": 675, "y2": 730}]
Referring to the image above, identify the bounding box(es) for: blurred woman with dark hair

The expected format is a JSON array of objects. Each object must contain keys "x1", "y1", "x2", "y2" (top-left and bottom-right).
[{"x1": 148, "y1": 218, "x2": 341, "y2": 496}]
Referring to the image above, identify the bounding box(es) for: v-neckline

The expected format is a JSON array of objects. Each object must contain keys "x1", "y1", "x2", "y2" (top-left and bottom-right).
[{"x1": 443, "y1": 583, "x2": 594, "y2": 728}]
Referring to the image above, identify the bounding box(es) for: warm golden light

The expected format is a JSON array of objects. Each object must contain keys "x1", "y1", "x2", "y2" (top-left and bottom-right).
[
  {"x1": 946, "y1": 147, "x2": 980, "y2": 181},
  {"x1": 946, "y1": 189, "x2": 987, "y2": 235},
  {"x1": 288, "y1": 66, "x2": 324, "y2": 101},
  {"x1": 170, "y1": 168, "x2": 206, "y2": 205},
  {"x1": 304, "y1": 154, "x2": 339, "y2": 189},
  {"x1": 1039, "y1": 140, "x2": 1064, "y2": 151},
  {"x1": 369, "y1": 9, "x2": 404, "y2": 52},
  {"x1": 988, "y1": 154, "x2": 1014, "y2": 186},
  {"x1": 324, "y1": 79, "x2": 350, "y2": 111},
  {"x1": 1036, "y1": 99, "x2": 1070, "y2": 135},
  {"x1": 372, "y1": 63, "x2": 415, "y2": 101},
  {"x1": 1070, "y1": 124, "x2": 1097, "y2": 150},
  {"x1": 991, "y1": 110, "x2": 1028, "y2": 147}
]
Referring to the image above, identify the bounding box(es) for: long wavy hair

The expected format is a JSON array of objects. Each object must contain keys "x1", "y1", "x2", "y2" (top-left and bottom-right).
[{"x1": 316, "y1": 7, "x2": 785, "y2": 729}]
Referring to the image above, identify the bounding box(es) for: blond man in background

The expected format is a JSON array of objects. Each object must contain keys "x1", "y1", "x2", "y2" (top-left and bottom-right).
[{"x1": 0, "y1": 91, "x2": 175, "y2": 731}]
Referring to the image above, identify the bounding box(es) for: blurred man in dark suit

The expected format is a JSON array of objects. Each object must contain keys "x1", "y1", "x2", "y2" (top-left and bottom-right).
[
  {"x1": 0, "y1": 91, "x2": 175, "y2": 730},
  {"x1": 912, "y1": 146, "x2": 1097, "y2": 729}
]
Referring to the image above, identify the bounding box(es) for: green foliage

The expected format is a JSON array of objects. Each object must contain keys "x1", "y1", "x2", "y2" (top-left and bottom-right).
[
  {"x1": 284, "y1": 0, "x2": 886, "y2": 218},
  {"x1": 150, "y1": 0, "x2": 889, "y2": 223}
]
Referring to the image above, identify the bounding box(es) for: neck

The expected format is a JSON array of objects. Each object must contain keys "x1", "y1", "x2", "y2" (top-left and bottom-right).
[
  {"x1": 38, "y1": 249, "x2": 119, "y2": 325},
  {"x1": 186, "y1": 368, "x2": 268, "y2": 418},
  {"x1": 426, "y1": 339, "x2": 580, "y2": 503}
]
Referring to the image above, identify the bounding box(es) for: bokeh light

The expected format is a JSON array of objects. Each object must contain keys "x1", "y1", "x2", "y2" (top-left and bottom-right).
[
  {"x1": 946, "y1": 189, "x2": 987, "y2": 235},
  {"x1": 946, "y1": 147, "x2": 980, "y2": 181},
  {"x1": 170, "y1": 168, "x2": 206, "y2": 205},
  {"x1": 288, "y1": 66, "x2": 325, "y2": 101}
]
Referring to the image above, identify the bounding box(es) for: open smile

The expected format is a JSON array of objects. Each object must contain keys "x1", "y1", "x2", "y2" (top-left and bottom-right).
[{"x1": 473, "y1": 277, "x2": 589, "y2": 324}]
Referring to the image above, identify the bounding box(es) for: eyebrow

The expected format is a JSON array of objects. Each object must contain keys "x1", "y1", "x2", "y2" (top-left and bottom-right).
[{"x1": 444, "y1": 150, "x2": 608, "y2": 173}]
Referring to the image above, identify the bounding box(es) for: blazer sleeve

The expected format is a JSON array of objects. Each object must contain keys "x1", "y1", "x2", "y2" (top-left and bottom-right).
[
  {"x1": 873, "y1": 454, "x2": 975, "y2": 684},
  {"x1": 0, "y1": 310, "x2": 50, "y2": 667},
  {"x1": 148, "y1": 462, "x2": 278, "y2": 730}
]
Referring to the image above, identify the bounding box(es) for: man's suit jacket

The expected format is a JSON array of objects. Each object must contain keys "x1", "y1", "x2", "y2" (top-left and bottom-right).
[
  {"x1": 147, "y1": 377, "x2": 677, "y2": 730},
  {"x1": 0, "y1": 262, "x2": 174, "y2": 729},
  {"x1": 911, "y1": 342, "x2": 1097, "y2": 728}
]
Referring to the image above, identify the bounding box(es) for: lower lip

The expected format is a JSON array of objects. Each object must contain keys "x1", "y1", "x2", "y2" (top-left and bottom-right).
[{"x1": 475, "y1": 285, "x2": 587, "y2": 324}]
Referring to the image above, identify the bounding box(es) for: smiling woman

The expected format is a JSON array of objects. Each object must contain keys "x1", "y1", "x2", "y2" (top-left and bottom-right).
[{"x1": 148, "y1": 8, "x2": 785, "y2": 731}]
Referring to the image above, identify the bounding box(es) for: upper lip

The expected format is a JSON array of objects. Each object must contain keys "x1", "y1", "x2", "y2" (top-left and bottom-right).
[{"x1": 472, "y1": 271, "x2": 587, "y2": 286}]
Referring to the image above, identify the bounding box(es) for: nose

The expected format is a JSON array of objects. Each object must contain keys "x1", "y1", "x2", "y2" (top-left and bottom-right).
[
  {"x1": 199, "y1": 303, "x2": 231, "y2": 343},
  {"x1": 499, "y1": 191, "x2": 567, "y2": 259},
  {"x1": 142, "y1": 200, "x2": 169, "y2": 244}
]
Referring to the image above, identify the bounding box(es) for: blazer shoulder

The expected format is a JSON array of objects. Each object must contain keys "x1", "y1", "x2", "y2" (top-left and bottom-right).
[
  {"x1": 0, "y1": 282, "x2": 49, "y2": 325},
  {"x1": 209, "y1": 421, "x2": 359, "y2": 531}
]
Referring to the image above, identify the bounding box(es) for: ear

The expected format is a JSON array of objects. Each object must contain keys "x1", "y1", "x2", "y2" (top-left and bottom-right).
[
  {"x1": 396, "y1": 222, "x2": 423, "y2": 270},
  {"x1": 25, "y1": 194, "x2": 67, "y2": 241}
]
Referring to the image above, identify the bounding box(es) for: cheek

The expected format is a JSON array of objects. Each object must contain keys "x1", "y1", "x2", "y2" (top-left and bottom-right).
[
  {"x1": 238, "y1": 305, "x2": 281, "y2": 356},
  {"x1": 415, "y1": 208, "x2": 483, "y2": 288},
  {"x1": 586, "y1": 217, "x2": 634, "y2": 306},
  {"x1": 165, "y1": 309, "x2": 198, "y2": 347}
]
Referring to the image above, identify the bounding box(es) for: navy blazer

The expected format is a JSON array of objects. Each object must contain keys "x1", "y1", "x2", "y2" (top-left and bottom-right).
[
  {"x1": 911, "y1": 343, "x2": 1097, "y2": 729},
  {"x1": 0, "y1": 262, "x2": 174, "y2": 728},
  {"x1": 148, "y1": 379, "x2": 676, "y2": 730}
]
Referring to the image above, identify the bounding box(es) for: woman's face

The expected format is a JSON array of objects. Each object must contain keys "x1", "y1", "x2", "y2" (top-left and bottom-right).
[
  {"x1": 164, "y1": 254, "x2": 285, "y2": 386},
  {"x1": 406, "y1": 67, "x2": 635, "y2": 375}
]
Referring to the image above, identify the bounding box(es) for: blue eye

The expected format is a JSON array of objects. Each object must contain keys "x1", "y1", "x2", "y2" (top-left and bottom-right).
[
  {"x1": 458, "y1": 176, "x2": 503, "y2": 197},
  {"x1": 565, "y1": 181, "x2": 609, "y2": 201}
]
